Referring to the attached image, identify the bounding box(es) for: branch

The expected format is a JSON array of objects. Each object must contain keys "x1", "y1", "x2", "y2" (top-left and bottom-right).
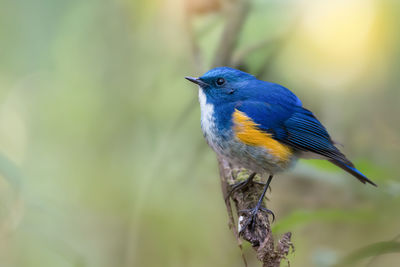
[
  {"x1": 219, "y1": 157, "x2": 293, "y2": 267},
  {"x1": 231, "y1": 37, "x2": 277, "y2": 68},
  {"x1": 212, "y1": 0, "x2": 250, "y2": 67}
]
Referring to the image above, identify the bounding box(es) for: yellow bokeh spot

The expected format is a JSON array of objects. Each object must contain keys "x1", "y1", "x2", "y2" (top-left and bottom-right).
[
  {"x1": 302, "y1": 0, "x2": 376, "y2": 61},
  {"x1": 282, "y1": 0, "x2": 394, "y2": 89}
]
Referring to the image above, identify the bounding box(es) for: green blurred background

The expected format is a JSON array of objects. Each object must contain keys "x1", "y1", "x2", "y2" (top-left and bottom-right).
[{"x1": 0, "y1": 0, "x2": 399, "y2": 266}]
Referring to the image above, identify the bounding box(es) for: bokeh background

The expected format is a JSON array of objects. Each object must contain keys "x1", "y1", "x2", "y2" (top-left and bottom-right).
[{"x1": 0, "y1": 0, "x2": 400, "y2": 266}]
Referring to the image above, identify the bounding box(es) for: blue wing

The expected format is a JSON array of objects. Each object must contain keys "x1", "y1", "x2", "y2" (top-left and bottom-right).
[
  {"x1": 236, "y1": 101, "x2": 344, "y2": 159},
  {"x1": 236, "y1": 99, "x2": 376, "y2": 186}
]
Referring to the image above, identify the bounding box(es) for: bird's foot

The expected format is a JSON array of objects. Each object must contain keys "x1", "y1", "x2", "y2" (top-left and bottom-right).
[
  {"x1": 238, "y1": 206, "x2": 275, "y2": 234},
  {"x1": 225, "y1": 173, "x2": 266, "y2": 202}
]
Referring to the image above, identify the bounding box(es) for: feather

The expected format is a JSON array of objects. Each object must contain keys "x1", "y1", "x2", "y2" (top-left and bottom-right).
[{"x1": 236, "y1": 103, "x2": 375, "y2": 186}]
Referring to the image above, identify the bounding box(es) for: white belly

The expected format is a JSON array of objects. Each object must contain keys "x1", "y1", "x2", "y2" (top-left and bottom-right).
[
  {"x1": 198, "y1": 88, "x2": 223, "y2": 153},
  {"x1": 198, "y1": 88, "x2": 215, "y2": 136}
]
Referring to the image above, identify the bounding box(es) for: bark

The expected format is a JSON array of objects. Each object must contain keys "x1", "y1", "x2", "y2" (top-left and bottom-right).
[{"x1": 218, "y1": 157, "x2": 293, "y2": 267}]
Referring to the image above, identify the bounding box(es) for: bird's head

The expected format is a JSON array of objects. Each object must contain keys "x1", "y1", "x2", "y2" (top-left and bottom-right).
[{"x1": 185, "y1": 67, "x2": 256, "y2": 105}]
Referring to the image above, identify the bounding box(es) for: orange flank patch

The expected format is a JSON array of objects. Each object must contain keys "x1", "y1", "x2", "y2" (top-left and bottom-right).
[{"x1": 232, "y1": 109, "x2": 292, "y2": 162}]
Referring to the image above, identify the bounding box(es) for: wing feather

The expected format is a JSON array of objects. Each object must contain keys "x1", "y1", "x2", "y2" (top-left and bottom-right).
[
  {"x1": 236, "y1": 102, "x2": 350, "y2": 165},
  {"x1": 234, "y1": 95, "x2": 375, "y2": 186}
]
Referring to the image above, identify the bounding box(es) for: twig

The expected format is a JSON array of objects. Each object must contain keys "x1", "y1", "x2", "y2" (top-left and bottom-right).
[
  {"x1": 212, "y1": 0, "x2": 251, "y2": 67},
  {"x1": 255, "y1": 35, "x2": 290, "y2": 79},
  {"x1": 365, "y1": 233, "x2": 400, "y2": 267},
  {"x1": 232, "y1": 37, "x2": 277, "y2": 68}
]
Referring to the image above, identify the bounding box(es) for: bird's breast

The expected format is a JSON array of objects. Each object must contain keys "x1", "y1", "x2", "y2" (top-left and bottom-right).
[
  {"x1": 198, "y1": 88, "x2": 215, "y2": 136},
  {"x1": 198, "y1": 88, "x2": 221, "y2": 151}
]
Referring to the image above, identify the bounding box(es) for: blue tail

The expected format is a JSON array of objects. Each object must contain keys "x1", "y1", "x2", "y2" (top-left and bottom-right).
[{"x1": 329, "y1": 160, "x2": 377, "y2": 186}]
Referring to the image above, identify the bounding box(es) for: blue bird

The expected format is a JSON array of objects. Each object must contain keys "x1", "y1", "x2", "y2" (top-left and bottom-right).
[{"x1": 185, "y1": 67, "x2": 376, "y2": 230}]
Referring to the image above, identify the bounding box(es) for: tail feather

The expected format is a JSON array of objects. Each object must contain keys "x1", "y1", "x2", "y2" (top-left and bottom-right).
[{"x1": 329, "y1": 160, "x2": 377, "y2": 187}]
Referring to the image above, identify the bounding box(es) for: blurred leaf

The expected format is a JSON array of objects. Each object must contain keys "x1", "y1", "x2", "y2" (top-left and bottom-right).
[{"x1": 335, "y1": 241, "x2": 400, "y2": 266}]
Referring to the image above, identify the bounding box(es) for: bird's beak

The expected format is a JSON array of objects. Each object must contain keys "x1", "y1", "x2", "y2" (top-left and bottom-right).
[{"x1": 185, "y1": 76, "x2": 208, "y2": 87}]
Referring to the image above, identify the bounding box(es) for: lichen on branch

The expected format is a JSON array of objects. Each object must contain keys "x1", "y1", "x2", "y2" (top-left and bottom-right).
[{"x1": 218, "y1": 157, "x2": 293, "y2": 267}]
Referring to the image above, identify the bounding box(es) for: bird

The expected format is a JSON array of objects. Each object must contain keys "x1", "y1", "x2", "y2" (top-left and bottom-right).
[{"x1": 185, "y1": 67, "x2": 376, "y2": 231}]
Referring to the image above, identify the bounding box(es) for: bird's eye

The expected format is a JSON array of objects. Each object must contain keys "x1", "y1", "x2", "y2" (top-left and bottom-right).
[{"x1": 216, "y1": 77, "x2": 225, "y2": 86}]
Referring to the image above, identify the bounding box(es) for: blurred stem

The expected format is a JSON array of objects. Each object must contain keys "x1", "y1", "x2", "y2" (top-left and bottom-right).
[
  {"x1": 232, "y1": 37, "x2": 277, "y2": 68},
  {"x1": 184, "y1": 12, "x2": 205, "y2": 72},
  {"x1": 365, "y1": 233, "x2": 400, "y2": 267},
  {"x1": 335, "y1": 241, "x2": 400, "y2": 267},
  {"x1": 212, "y1": 0, "x2": 250, "y2": 67}
]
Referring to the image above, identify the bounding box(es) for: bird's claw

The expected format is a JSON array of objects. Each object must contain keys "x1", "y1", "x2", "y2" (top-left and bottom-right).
[
  {"x1": 238, "y1": 206, "x2": 275, "y2": 234},
  {"x1": 225, "y1": 180, "x2": 247, "y2": 202},
  {"x1": 225, "y1": 175, "x2": 265, "y2": 202},
  {"x1": 225, "y1": 173, "x2": 257, "y2": 202}
]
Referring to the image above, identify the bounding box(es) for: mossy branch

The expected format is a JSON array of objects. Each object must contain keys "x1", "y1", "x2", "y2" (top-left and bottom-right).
[{"x1": 218, "y1": 157, "x2": 293, "y2": 267}]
